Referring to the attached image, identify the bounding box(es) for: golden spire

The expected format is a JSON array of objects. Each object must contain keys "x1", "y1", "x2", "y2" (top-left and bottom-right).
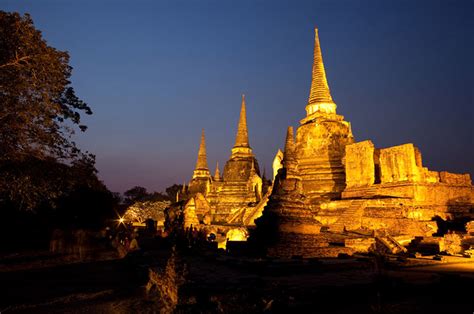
[
  {"x1": 234, "y1": 94, "x2": 249, "y2": 148},
  {"x1": 231, "y1": 94, "x2": 253, "y2": 157},
  {"x1": 305, "y1": 28, "x2": 337, "y2": 116},
  {"x1": 214, "y1": 162, "x2": 221, "y2": 181},
  {"x1": 194, "y1": 129, "x2": 209, "y2": 172}
]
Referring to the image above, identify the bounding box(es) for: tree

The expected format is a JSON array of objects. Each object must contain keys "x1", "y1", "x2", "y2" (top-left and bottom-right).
[
  {"x1": 0, "y1": 160, "x2": 120, "y2": 250},
  {"x1": 0, "y1": 156, "x2": 97, "y2": 210},
  {"x1": 124, "y1": 186, "x2": 149, "y2": 205},
  {"x1": 165, "y1": 184, "x2": 183, "y2": 202},
  {"x1": 0, "y1": 12, "x2": 121, "y2": 251},
  {"x1": 0, "y1": 11, "x2": 94, "y2": 210},
  {"x1": 0, "y1": 11, "x2": 92, "y2": 162},
  {"x1": 144, "y1": 191, "x2": 169, "y2": 202}
]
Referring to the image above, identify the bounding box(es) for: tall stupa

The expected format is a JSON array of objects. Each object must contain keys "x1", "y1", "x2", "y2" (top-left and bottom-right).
[
  {"x1": 210, "y1": 95, "x2": 263, "y2": 221},
  {"x1": 296, "y1": 28, "x2": 354, "y2": 203}
]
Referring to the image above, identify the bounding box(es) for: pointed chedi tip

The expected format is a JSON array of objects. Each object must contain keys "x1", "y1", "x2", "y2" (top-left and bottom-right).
[
  {"x1": 234, "y1": 94, "x2": 250, "y2": 148},
  {"x1": 214, "y1": 161, "x2": 221, "y2": 180},
  {"x1": 305, "y1": 27, "x2": 337, "y2": 116},
  {"x1": 195, "y1": 129, "x2": 209, "y2": 171}
]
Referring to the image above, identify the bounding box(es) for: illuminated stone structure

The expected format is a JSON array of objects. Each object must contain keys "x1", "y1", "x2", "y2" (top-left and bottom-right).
[
  {"x1": 295, "y1": 28, "x2": 354, "y2": 203},
  {"x1": 187, "y1": 129, "x2": 211, "y2": 196},
  {"x1": 272, "y1": 149, "x2": 283, "y2": 181},
  {"x1": 175, "y1": 27, "x2": 473, "y2": 257},
  {"x1": 255, "y1": 127, "x2": 324, "y2": 257},
  {"x1": 316, "y1": 141, "x2": 473, "y2": 236},
  {"x1": 183, "y1": 95, "x2": 265, "y2": 225},
  {"x1": 254, "y1": 27, "x2": 474, "y2": 257},
  {"x1": 209, "y1": 95, "x2": 263, "y2": 222}
]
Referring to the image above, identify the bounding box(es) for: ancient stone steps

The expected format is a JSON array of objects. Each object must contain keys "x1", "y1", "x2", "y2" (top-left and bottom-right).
[{"x1": 327, "y1": 201, "x2": 365, "y2": 232}]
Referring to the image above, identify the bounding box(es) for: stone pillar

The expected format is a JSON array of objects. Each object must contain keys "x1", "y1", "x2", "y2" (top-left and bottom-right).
[
  {"x1": 379, "y1": 144, "x2": 421, "y2": 183},
  {"x1": 345, "y1": 140, "x2": 375, "y2": 188}
]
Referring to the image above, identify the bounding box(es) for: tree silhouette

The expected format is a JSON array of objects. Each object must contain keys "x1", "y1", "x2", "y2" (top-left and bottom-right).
[
  {"x1": 124, "y1": 186, "x2": 149, "y2": 205},
  {"x1": 0, "y1": 11, "x2": 92, "y2": 162},
  {"x1": 0, "y1": 11, "x2": 95, "y2": 211},
  {"x1": 166, "y1": 184, "x2": 183, "y2": 202}
]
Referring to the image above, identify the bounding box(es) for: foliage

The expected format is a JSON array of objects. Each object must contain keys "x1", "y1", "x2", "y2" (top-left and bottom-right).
[
  {"x1": 0, "y1": 157, "x2": 120, "y2": 251},
  {"x1": 143, "y1": 191, "x2": 169, "y2": 202},
  {"x1": 0, "y1": 11, "x2": 92, "y2": 162},
  {"x1": 0, "y1": 156, "x2": 114, "y2": 213},
  {"x1": 123, "y1": 200, "x2": 170, "y2": 224},
  {"x1": 122, "y1": 184, "x2": 185, "y2": 231},
  {"x1": 123, "y1": 185, "x2": 179, "y2": 206},
  {"x1": 0, "y1": 156, "x2": 95, "y2": 210},
  {"x1": 165, "y1": 184, "x2": 183, "y2": 202},
  {"x1": 124, "y1": 186, "x2": 149, "y2": 205},
  {"x1": 0, "y1": 11, "x2": 97, "y2": 212}
]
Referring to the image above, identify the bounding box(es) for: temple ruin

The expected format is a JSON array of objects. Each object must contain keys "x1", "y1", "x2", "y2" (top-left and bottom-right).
[
  {"x1": 177, "y1": 95, "x2": 270, "y2": 246},
  {"x1": 175, "y1": 27, "x2": 474, "y2": 258}
]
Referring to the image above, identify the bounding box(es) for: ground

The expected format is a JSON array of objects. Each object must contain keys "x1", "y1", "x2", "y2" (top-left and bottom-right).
[{"x1": 1, "y1": 246, "x2": 474, "y2": 313}]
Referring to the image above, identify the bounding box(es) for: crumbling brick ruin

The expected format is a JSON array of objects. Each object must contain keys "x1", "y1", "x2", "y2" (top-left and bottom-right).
[{"x1": 174, "y1": 27, "x2": 474, "y2": 258}]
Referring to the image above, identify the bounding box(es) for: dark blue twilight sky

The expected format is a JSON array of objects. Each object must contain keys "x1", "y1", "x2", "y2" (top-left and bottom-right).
[{"x1": 2, "y1": 0, "x2": 473, "y2": 193}]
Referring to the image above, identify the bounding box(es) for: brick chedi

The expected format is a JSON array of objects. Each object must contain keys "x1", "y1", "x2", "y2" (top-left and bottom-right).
[
  {"x1": 299, "y1": 29, "x2": 473, "y2": 239},
  {"x1": 254, "y1": 127, "x2": 323, "y2": 258},
  {"x1": 182, "y1": 95, "x2": 265, "y2": 227},
  {"x1": 208, "y1": 95, "x2": 263, "y2": 222},
  {"x1": 253, "y1": 26, "x2": 473, "y2": 257},
  {"x1": 295, "y1": 28, "x2": 354, "y2": 204},
  {"x1": 187, "y1": 129, "x2": 212, "y2": 196},
  {"x1": 177, "y1": 27, "x2": 473, "y2": 257}
]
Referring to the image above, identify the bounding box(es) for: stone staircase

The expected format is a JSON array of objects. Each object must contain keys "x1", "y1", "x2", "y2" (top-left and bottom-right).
[
  {"x1": 328, "y1": 201, "x2": 365, "y2": 232},
  {"x1": 242, "y1": 189, "x2": 272, "y2": 226},
  {"x1": 226, "y1": 207, "x2": 247, "y2": 225}
]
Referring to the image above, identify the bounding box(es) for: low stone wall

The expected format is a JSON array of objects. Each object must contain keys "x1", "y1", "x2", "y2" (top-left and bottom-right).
[{"x1": 440, "y1": 172, "x2": 472, "y2": 185}]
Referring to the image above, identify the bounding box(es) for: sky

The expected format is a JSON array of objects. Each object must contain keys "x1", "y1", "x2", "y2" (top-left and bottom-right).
[{"x1": 2, "y1": 0, "x2": 473, "y2": 193}]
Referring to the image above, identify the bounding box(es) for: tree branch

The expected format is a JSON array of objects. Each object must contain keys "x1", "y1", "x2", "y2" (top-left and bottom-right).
[{"x1": 0, "y1": 55, "x2": 32, "y2": 69}]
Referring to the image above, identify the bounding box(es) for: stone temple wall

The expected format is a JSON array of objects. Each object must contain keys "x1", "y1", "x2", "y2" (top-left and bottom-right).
[
  {"x1": 440, "y1": 171, "x2": 472, "y2": 185},
  {"x1": 379, "y1": 143, "x2": 424, "y2": 183},
  {"x1": 344, "y1": 141, "x2": 472, "y2": 189},
  {"x1": 345, "y1": 140, "x2": 375, "y2": 188},
  {"x1": 316, "y1": 140, "x2": 474, "y2": 236}
]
